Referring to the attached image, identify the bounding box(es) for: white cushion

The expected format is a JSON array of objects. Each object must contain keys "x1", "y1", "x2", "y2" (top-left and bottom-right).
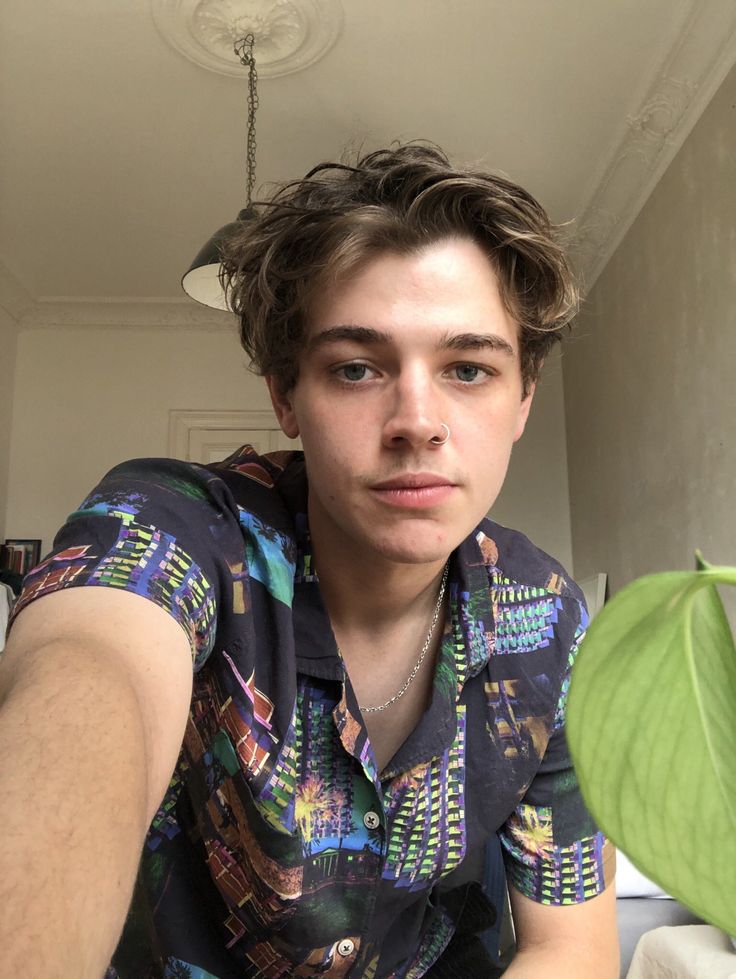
[{"x1": 616, "y1": 851, "x2": 669, "y2": 899}]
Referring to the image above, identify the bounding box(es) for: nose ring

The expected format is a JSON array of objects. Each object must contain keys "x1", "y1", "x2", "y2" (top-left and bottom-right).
[{"x1": 430, "y1": 423, "x2": 451, "y2": 445}]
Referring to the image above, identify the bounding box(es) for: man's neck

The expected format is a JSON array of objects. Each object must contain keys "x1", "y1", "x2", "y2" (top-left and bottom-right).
[
  {"x1": 307, "y1": 508, "x2": 449, "y2": 633},
  {"x1": 317, "y1": 552, "x2": 448, "y2": 635}
]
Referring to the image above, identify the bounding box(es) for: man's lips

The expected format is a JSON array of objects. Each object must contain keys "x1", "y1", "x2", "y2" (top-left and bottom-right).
[
  {"x1": 369, "y1": 473, "x2": 456, "y2": 509},
  {"x1": 372, "y1": 474, "x2": 452, "y2": 490}
]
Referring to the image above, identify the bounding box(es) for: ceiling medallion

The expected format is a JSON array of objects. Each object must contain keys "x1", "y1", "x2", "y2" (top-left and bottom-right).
[{"x1": 152, "y1": 0, "x2": 344, "y2": 77}]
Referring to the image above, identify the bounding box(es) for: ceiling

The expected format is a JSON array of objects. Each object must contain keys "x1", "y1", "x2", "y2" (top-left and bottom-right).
[{"x1": 1, "y1": 0, "x2": 735, "y2": 318}]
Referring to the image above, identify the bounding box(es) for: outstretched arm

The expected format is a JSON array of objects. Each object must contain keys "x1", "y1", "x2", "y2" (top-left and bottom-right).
[
  {"x1": 505, "y1": 881, "x2": 619, "y2": 978},
  {"x1": 0, "y1": 587, "x2": 192, "y2": 978}
]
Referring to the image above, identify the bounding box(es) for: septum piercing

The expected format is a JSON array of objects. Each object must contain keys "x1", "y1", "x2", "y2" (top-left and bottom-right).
[{"x1": 430, "y1": 423, "x2": 451, "y2": 445}]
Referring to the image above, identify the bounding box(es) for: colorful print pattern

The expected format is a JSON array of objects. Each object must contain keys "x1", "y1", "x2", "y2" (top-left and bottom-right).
[
  {"x1": 12, "y1": 448, "x2": 612, "y2": 978},
  {"x1": 382, "y1": 707, "x2": 467, "y2": 889},
  {"x1": 503, "y1": 804, "x2": 611, "y2": 903}
]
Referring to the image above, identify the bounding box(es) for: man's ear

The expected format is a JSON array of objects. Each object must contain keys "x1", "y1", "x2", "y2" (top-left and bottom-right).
[
  {"x1": 265, "y1": 376, "x2": 300, "y2": 439},
  {"x1": 513, "y1": 381, "x2": 536, "y2": 442}
]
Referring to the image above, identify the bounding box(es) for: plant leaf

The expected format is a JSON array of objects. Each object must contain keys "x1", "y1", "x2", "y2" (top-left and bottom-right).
[{"x1": 566, "y1": 565, "x2": 736, "y2": 934}]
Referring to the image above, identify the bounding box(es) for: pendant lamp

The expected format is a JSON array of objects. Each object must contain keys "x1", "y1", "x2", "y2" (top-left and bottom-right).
[{"x1": 181, "y1": 35, "x2": 259, "y2": 310}]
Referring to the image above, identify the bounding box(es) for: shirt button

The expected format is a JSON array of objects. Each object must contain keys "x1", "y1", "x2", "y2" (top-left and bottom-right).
[
  {"x1": 337, "y1": 938, "x2": 355, "y2": 957},
  {"x1": 363, "y1": 811, "x2": 381, "y2": 830}
]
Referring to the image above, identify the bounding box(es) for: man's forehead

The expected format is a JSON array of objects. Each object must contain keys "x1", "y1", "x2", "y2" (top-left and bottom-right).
[{"x1": 303, "y1": 238, "x2": 521, "y2": 354}]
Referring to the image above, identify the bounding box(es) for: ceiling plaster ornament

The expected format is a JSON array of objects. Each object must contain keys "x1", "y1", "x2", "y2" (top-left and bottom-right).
[
  {"x1": 625, "y1": 76, "x2": 698, "y2": 147},
  {"x1": 152, "y1": 0, "x2": 343, "y2": 77}
]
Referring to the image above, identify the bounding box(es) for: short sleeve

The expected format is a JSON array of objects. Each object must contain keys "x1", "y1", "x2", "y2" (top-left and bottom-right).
[
  {"x1": 7, "y1": 458, "x2": 243, "y2": 671},
  {"x1": 498, "y1": 610, "x2": 616, "y2": 905}
]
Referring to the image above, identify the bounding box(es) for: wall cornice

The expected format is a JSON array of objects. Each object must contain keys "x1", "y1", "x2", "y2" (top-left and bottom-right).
[
  {"x1": 0, "y1": 278, "x2": 238, "y2": 331},
  {"x1": 24, "y1": 299, "x2": 236, "y2": 331},
  {"x1": 0, "y1": 264, "x2": 35, "y2": 324},
  {"x1": 573, "y1": 0, "x2": 736, "y2": 289}
]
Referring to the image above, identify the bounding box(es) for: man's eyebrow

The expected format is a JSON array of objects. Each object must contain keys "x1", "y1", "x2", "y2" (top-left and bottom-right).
[
  {"x1": 306, "y1": 325, "x2": 516, "y2": 359},
  {"x1": 307, "y1": 325, "x2": 391, "y2": 350},
  {"x1": 440, "y1": 332, "x2": 516, "y2": 358}
]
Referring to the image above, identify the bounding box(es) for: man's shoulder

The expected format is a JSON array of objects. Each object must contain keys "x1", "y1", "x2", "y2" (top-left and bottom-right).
[
  {"x1": 206, "y1": 444, "x2": 304, "y2": 489},
  {"x1": 470, "y1": 516, "x2": 585, "y2": 611},
  {"x1": 97, "y1": 445, "x2": 306, "y2": 523},
  {"x1": 206, "y1": 444, "x2": 306, "y2": 519}
]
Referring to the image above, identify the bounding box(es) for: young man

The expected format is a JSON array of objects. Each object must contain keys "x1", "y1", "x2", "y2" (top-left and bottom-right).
[{"x1": 0, "y1": 145, "x2": 618, "y2": 977}]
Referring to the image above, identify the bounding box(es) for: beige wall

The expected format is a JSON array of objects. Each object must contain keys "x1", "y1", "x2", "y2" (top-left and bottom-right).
[
  {"x1": 491, "y1": 348, "x2": 573, "y2": 572},
  {"x1": 564, "y1": 64, "x2": 736, "y2": 595},
  {"x1": 5, "y1": 325, "x2": 573, "y2": 571},
  {"x1": 0, "y1": 307, "x2": 20, "y2": 541}
]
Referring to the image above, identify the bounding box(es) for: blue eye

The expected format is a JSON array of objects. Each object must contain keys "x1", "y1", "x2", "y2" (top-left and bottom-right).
[
  {"x1": 455, "y1": 364, "x2": 482, "y2": 382},
  {"x1": 339, "y1": 363, "x2": 369, "y2": 382}
]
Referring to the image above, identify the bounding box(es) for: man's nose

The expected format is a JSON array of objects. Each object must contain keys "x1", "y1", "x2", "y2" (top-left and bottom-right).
[{"x1": 381, "y1": 371, "x2": 445, "y2": 449}]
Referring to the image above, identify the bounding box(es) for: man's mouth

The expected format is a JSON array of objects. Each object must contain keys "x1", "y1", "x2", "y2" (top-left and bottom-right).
[{"x1": 370, "y1": 473, "x2": 456, "y2": 508}]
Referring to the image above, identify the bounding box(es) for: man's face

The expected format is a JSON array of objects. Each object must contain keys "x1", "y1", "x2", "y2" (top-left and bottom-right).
[{"x1": 267, "y1": 237, "x2": 535, "y2": 568}]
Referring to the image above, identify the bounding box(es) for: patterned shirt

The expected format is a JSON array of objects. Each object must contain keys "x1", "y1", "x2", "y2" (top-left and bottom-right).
[{"x1": 10, "y1": 447, "x2": 614, "y2": 978}]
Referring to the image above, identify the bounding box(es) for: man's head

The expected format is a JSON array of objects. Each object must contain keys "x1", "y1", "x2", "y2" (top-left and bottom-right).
[
  {"x1": 221, "y1": 144, "x2": 578, "y2": 567},
  {"x1": 221, "y1": 143, "x2": 578, "y2": 400}
]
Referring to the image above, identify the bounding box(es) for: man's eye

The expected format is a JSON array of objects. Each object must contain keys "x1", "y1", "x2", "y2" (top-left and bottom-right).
[
  {"x1": 454, "y1": 364, "x2": 486, "y2": 383},
  {"x1": 338, "y1": 363, "x2": 370, "y2": 382}
]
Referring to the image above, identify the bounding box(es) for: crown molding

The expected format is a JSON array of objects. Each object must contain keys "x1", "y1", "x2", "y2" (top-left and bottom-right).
[
  {"x1": 0, "y1": 263, "x2": 35, "y2": 323},
  {"x1": 0, "y1": 259, "x2": 238, "y2": 330},
  {"x1": 19, "y1": 297, "x2": 237, "y2": 332},
  {"x1": 573, "y1": 0, "x2": 736, "y2": 289}
]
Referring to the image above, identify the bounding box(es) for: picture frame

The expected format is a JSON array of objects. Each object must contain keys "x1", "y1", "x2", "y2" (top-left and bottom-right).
[{"x1": 2, "y1": 538, "x2": 42, "y2": 576}]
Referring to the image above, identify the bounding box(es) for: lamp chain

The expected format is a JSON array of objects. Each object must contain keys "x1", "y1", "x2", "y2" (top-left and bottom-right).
[{"x1": 234, "y1": 34, "x2": 259, "y2": 208}]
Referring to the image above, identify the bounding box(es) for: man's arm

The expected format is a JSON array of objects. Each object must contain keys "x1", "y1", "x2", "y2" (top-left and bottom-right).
[
  {"x1": 0, "y1": 587, "x2": 193, "y2": 978},
  {"x1": 505, "y1": 881, "x2": 619, "y2": 978}
]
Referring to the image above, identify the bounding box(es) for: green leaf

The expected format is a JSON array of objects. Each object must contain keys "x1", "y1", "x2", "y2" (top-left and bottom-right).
[{"x1": 566, "y1": 564, "x2": 736, "y2": 934}]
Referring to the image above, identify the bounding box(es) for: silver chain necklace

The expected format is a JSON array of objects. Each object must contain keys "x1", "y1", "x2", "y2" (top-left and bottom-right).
[{"x1": 356, "y1": 563, "x2": 450, "y2": 714}]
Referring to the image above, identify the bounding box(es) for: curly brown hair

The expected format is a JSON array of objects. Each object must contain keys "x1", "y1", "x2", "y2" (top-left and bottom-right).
[{"x1": 220, "y1": 143, "x2": 578, "y2": 397}]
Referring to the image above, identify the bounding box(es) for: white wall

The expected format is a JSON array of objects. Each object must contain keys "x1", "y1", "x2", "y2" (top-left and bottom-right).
[
  {"x1": 5, "y1": 325, "x2": 270, "y2": 552},
  {"x1": 0, "y1": 307, "x2": 20, "y2": 541},
  {"x1": 5, "y1": 322, "x2": 574, "y2": 571},
  {"x1": 564, "y1": 63, "x2": 736, "y2": 598}
]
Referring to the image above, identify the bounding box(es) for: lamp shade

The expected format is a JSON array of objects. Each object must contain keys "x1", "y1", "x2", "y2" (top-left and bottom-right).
[{"x1": 181, "y1": 206, "x2": 255, "y2": 310}]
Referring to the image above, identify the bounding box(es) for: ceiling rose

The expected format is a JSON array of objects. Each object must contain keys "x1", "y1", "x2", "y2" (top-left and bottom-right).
[{"x1": 152, "y1": 0, "x2": 344, "y2": 77}]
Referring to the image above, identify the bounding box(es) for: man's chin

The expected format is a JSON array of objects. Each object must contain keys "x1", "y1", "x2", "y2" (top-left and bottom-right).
[{"x1": 362, "y1": 528, "x2": 467, "y2": 567}]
